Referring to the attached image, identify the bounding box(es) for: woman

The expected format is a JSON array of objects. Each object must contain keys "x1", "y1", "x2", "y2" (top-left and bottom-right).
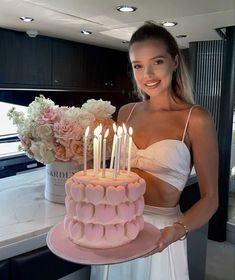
[{"x1": 91, "y1": 22, "x2": 218, "y2": 280}]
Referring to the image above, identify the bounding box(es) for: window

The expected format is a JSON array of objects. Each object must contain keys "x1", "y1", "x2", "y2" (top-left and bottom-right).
[{"x1": 0, "y1": 102, "x2": 43, "y2": 178}]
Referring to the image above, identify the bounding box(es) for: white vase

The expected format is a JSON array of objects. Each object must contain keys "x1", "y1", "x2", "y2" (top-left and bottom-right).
[{"x1": 45, "y1": 161, "x2": 82, "y2": 204}]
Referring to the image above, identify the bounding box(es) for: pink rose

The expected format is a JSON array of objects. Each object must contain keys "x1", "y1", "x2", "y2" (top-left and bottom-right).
[
  {"x1": 55, "y1": 144, "x2": 69, "y2": 161},
  {"x1": 69, "y1": 140, "x2": 83, "y2": 162},
  {"x1": 54, "y1": 119, "x2": 82, "y2": 146},
  {"x1": 20, "y1": 136, "x2": 31, "y2": 148},
  {"x1": 39, "y1": 108, "x2": 58, "y2": 124}
]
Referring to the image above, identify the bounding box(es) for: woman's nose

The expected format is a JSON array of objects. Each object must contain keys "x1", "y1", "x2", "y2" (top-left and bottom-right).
[{"x1": 143, "y1": 65, "x2": 154, "y2": 77}]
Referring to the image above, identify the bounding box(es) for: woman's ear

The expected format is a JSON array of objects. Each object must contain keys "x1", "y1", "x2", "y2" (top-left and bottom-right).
[{"x1": 173, "y1": 54, "x2": 179, "y2": 71}]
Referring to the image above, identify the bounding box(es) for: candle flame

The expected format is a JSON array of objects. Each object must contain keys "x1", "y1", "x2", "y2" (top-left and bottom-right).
[
  {"x1": 104, "y1": 128, "x2": 109, "y2": 138},
  {"x1": 113, "y1": 123, "x2": 117, "y2": 133},
  {"x1": 94, "y1": 126, "x2": 100, "y2": 138},
  {"x1": 128, "y1": 127, "x2": 133, "y2": 136},
  {"x1": 122, "y1": 123, "x2": 127, "y2": 134},
  {"x1": 85, "y1": 126, "x2": 90, "y2": 137}
]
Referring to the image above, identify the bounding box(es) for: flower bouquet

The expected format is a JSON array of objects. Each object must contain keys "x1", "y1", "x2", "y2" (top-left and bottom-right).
[
  {"x1": 8, "y1": 95, "x2": 116, "y2": 203},
  {"x1": 7, "y1": 95, "x2": 116, "y2": 165}
]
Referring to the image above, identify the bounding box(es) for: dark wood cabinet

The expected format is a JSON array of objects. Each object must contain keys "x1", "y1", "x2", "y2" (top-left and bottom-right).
[
  {"x1": 0, "y1": 28, "x2": 52, "y2": 86},
  {"x1": 0, "y1": 28, "x2": 132, "y2": 92},
  {"x1": 52, "y1": 39, "x2": 85, "y2": 88}
]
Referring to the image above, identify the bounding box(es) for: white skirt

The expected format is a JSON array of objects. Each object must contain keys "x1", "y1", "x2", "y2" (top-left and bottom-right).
[{"x1": 90, "y1": 205, "x2": 189, "y2": 280}]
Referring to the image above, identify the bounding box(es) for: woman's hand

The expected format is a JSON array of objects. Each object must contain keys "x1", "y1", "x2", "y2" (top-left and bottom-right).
[{"x1": 143, "y1": 226, "x2": 178, "y2": 257}]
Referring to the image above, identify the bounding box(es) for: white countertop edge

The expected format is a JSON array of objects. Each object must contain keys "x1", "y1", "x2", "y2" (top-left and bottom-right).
[{"x1": 0, "y1": 232, "x2": 48, "y2": 261}]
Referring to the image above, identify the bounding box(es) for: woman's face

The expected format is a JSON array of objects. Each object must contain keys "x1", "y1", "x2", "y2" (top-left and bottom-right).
[{"x1": 129, "y1": 39, "x2": 178, "y2": 98}]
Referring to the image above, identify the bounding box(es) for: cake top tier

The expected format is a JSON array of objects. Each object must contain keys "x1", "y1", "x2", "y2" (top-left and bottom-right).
[{"x1": 72, "y1": 169, "x2": 142, "y2": 187}]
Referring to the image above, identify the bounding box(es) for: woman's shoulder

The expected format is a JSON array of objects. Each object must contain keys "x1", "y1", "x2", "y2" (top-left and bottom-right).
[
  {"x1": 189, "y1": 105, "x2": 216, "y2": 132},
  {"x1": 117, "y1": 102, "x2": 139, "y2": 123},
  {"x1": 191, "y1": 105, "x2": 214, "y2": 123}
]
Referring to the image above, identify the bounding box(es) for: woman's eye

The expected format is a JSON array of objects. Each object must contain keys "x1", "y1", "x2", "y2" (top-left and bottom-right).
[
  {"x1": 154, "y1": 60, "x2": 163, "y2": 65},
  {"x1": 133, "y1": 64, "x2": 142, "y2": 69}
]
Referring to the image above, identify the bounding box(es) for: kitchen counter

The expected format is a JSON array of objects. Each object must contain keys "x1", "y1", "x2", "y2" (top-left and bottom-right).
[
  {"x1": 0, "y1": 167, "x2": 197, "y2": 261},
  {"x1": 0, "y1": 168, "x2": 66, "y2": 261}
]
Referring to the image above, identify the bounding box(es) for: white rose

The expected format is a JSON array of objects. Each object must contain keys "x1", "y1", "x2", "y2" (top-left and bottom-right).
[
  {"x1": 40, "y1": 143, "x2": 55, "y2": 164},
  {"x1": 30, "y1": 141, "x2": 43, "y2": 162},
  {"x1": 78, "y1": 111, "x2": 95, "y2": 128},
  {"x1": 81, "y1": 99, "x2": 116, "y2": 119},
  {"x1": 36, "y1": 124, "x2": 53, "y2": 140}
]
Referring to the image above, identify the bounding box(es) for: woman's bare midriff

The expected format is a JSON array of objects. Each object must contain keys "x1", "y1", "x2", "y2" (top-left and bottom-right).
[{"x1": 131, "y1": 167, "x2": 181, "y2": 207}]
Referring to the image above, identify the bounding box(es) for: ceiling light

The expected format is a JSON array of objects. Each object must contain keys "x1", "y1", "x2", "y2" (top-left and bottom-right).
[
  {"x1": 81, "y1": 30, "x2": 92, "y2": 35},
  {"x1": 20, "y1": 16, "x2": 34, "y2": 22},
  {"x1": 176, "y1": 34, "x2": 187, "y2": 38},
  {"x1": 116, "y1": 5, "x2": 137, "y2": 12},
  {"x1": 161, "y1": 21, "x2": 177, "y2": 27}
]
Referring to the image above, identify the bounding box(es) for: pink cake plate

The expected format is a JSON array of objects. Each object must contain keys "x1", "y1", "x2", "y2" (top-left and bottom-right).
[{"x1": 46, "y1": 221, "x2": 161, "y2": 265}]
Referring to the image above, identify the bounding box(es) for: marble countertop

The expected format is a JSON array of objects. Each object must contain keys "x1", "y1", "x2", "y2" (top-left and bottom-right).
[{"x1": 0, "y1": 168, "x2": 66, "y2": 261}]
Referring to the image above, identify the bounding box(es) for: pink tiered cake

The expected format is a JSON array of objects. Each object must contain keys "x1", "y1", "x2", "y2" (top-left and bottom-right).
[{"x1": 64, "y1": 169, "x2": 146, "y2": 248}]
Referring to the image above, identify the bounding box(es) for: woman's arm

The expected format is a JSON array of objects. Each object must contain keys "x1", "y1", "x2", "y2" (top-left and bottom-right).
[{"x1": 156, "y1": 107, "x2": 219, "y2": 251}]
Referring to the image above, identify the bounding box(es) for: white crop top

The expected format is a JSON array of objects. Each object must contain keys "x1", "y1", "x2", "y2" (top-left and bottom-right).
[{"x1": 125, "y1": 104, "x2": 195, "y2": 191}]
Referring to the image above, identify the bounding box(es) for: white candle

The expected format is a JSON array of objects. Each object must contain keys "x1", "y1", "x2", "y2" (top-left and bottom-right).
[
  {"x1": 83, "y1": 126, "x2": 90, "y2": 175},
  {"x1": 122, "y1": 123, "x2": 127, "y2": 171},
  {"x1": 127, "y1": 127, "x2": 133, "y2": 176},
  {"x1": 102, "y1": 129, "x2": 109, "y2": 178},
  {"x1": 110, "y1": 123, "x2": 117, "y2": 169},
  {"x1": 98, "y1": 124, "x2": 102, "y2": 171},
  {"x1": 93, "y1": 126, "x2": 100, "y2": 177},
  {"x1": 116, "y1": 126, "x2": 123, "y2": 175}
]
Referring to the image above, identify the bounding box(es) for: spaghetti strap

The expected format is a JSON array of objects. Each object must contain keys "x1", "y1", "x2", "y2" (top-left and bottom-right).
[
  {"x1": 126, "y1": 103, "x2": 137, "y2": 124},
  {"x1": 182, "y1": 106, "x2": 197, "y2": 142}
]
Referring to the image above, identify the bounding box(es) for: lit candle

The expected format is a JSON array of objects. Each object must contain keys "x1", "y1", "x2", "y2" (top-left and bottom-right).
[
  {"x1": 83, "y1": 126, "x2": 90, "y2": 175},
  {"x1": 102, "y1": 128, "x2": 109, "y2": 178},
  {"x1": 109, "y1": 123, "x2": 117, "y2": 169},
  {"x1": 127, "y1": 127, "x2": 133, "y2": 176},
  {"x1": 122, "y1": 123, "x2": 127, "y2": 171}
]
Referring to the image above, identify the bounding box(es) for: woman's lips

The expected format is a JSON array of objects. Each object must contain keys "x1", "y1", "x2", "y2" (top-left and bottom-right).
[{"x1": 144, "y1": 81, "x2": 160, "y2": 89}]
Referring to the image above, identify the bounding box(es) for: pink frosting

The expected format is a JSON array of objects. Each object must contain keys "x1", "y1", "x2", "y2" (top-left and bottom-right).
[
  {"x1": 69, "y1": 221, "x2": 84, "y2": 241},
  {"x1": 85, "y1": 184, "x2": 105, "y2": 204},
  {"x1": 85, "y1": 223, "x2": 104, "y2": 242},
  {"x1": 106, "y1": 185, "x2": 126, "y2": 205},
  {"x1": 117, "y1": 202, "x2": 135, "y2": 221},
  {"x1": 76, "y1": 202, "x2": 94, "y2": 221},
  {"x1": 65, "y1": 178, "x2": 73, "y2": 197},
  {"x1": 63, "y1": 169, "x2": 146, "y2": 248},
  {"x1": 105, "y1": 224, "x2": 125, "y2": 243},
  {"x1": 94, "y1": 204, "x2": 116, "y2": 223},
  {"x1": 125, "y1": 220, "x2": 140, "y2": 240},
  {"x1": 70, "y1": 183, "x2": 85, "y2": 202},
  {"x1": 136, "y1": 215, "x2": 145, "y2": 230},
  {"x1": 134, "y1": 197, "x2": 145, "y2": 216},
  {"x1": 65, "y1": 198, "x2": 77, "y2": 216}
]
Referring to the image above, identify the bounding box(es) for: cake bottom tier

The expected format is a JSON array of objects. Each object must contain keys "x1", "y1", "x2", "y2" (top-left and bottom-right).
[{"x1": 63, "y1": 215, "x2": 145, "y2": 248}]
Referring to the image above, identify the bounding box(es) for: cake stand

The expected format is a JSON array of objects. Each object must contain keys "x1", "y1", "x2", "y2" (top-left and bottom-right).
[{"x1": 46, "y1": 221, "x2": 160, "y2": 265}]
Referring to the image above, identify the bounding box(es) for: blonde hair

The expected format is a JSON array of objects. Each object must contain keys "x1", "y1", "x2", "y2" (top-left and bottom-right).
[{"x1": 129, "y1": 22, "x2": 194, "y2": 104}]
